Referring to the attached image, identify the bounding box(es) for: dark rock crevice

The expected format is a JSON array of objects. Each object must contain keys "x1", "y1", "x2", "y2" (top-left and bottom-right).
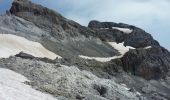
[{"x1": 93, "y1": 84, "x2": 107, "y2": 97}]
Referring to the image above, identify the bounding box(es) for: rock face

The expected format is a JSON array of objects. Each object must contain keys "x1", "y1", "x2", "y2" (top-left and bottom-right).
[
  {"x1": 0, "y1": 0, "x2": 170, "y2": 100},
  {"x1": 121, "y1": 46, "x2": 170, "y2": 80},
  {"x1": 88, "y1": 20, "x2": 132, "y2": 29},
  {"x1": 87, "y1": 20, "x2": 169, "y2": 80},
  {"x1": 88, "y1": 20, "x2": 160, "y2": 48}
]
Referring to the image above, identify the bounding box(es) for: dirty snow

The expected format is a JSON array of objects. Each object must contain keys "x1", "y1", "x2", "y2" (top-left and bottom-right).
[
  {"x1": 79, "y1": 42, "x2": 135, "y2": 62},
  {"x1": 0, "y1": 34, "x2": 61, "y2": 59},
  {"x1": 0, "y1": 68, "x2": 57, "y2": 100}
]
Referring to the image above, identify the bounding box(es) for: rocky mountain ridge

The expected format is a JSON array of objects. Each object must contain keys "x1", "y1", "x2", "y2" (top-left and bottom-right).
[{"x1": 0, "y1": 0, "x2": 170, "y2": 100}]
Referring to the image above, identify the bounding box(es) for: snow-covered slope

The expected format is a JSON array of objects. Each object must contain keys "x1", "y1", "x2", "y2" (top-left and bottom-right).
[
  {"x1": 0, "y1": 68, "x2": 57, "y2": 100},
  {"x1": 0, "y1": 34, "x2": 61, "y2": 59},
  {"x1": 79, "y1": 42, "x2": 135, "y2": 62}
]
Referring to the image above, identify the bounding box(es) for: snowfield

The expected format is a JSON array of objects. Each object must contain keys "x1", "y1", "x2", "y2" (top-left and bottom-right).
[
  {"x1": 79, "y1": 42, "x2": 135, "y2": 62},
  {"x1": 0, "y1": 68, "x2": 57, "y2": 100},
  {"x1": 112, "y1": 27, "x2": 133, "y2": 34},
  {"x1": 0, "y1": 34, "x2": 61, "y2": 59}
]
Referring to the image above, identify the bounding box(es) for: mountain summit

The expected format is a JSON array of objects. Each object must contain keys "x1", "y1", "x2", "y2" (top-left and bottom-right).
[{"x1": 0, "y1": 0, "x2": 170, "y2": 100}]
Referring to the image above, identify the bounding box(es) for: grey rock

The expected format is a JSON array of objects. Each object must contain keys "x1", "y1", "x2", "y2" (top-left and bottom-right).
[
  {"x1": 0, "y1": 57, "x2": 143, "y2": 100},
  {"x1": 88, "y1": 20, "x2": 132, "y2": 29},
  {"x1": 121, "y1": 46, "x2": 170, "y2": 80},
  {"x1": 142, "y1": 84, "x2": 156, "y2": 94},
  {"x1": 88, "y1": 20, "x2": 160, "y2": 48}
]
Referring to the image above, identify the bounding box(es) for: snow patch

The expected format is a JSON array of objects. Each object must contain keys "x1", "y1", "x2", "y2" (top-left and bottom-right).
[
  {"x1": 100, "y1": 27, "x2": 133, "y2": 34},
  {"x1": 108, "y1": 42, "x2": 135, "y2": 55},
  {"x1": 79, "y1": 42, "x2": 135, "y2": 62},
  {"x1": 100, "y1": 28, "x2": 110, "y2": 29},
  {"x1": 112, "y1": 27, "x2": 133, "y2": 34},
  {"x1": 0, "y1": 68, "x2": 57, "y2": 100},
  {"x1": 144, "y1": 46, "x2": 152, "y2": 49},
  {"x1": 79, "y1": 55, "x2": 122, "y2": 62},
  {"x1": 0, "y1": 34, "x2": 61, "y2": 59}
]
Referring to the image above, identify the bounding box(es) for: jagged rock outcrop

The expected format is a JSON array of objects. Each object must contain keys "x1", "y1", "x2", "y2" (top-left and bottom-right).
[
  {"x1": 88, "y1": 20, "x2": 159, "y2": 48},
  {"x1": 121, "y1": 46, "x2": 170, "y2": 80},
  {"x1": 87, "y1": 20, "x2": 169, "y2": 80}
]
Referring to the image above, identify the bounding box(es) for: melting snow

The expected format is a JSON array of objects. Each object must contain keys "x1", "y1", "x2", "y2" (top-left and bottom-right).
[
  {"x1": 112, "y1": 27, "x2": 133, "y2": 34},
  {"x1": 100, "y1": 27, "x2": 133, "y2": 34},
  {"x1": 100, "y1": 28, "x2": 110, "y2": 29},
  {"x1": 79, "y1": 55, "x2": 123, "y2": 62},
  {"x1": 79, "y1": 42, "x2": 135, "y2": 62},
  {"x1": 144, "y1": 46, "x2": 152, "y2": 49},
  {"x1": 0, "y1": 68, "x2": 57, "y2": 100},
  {"x1": 0, "y1": 34, "x2": 61, "y2": 59},
  {"x1": 108, "y1": 42, "x2": 135, "y2": 55}
]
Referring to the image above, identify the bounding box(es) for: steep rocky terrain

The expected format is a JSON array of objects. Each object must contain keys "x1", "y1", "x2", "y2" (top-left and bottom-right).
[{"x1": 0, "y1": 0, "x2": 170, "y2": 100}]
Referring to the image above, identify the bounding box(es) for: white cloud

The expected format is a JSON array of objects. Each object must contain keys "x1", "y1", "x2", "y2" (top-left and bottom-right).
[{"x1": 40, "y1": 0, "x2": 170, "y2": 26}]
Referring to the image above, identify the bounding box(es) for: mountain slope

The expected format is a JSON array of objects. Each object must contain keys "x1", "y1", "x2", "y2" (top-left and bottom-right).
[
  {"x1": 8, "y1": 0, "x2": 119, "y2": 58},
  {"x1": 0, "y1": 0, "x2": 170, "y2": 100}
]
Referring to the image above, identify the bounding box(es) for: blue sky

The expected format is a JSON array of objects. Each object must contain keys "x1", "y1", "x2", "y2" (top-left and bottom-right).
[{"x1": 0, "y1": 0, "x2": 170, "y2": 51}]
